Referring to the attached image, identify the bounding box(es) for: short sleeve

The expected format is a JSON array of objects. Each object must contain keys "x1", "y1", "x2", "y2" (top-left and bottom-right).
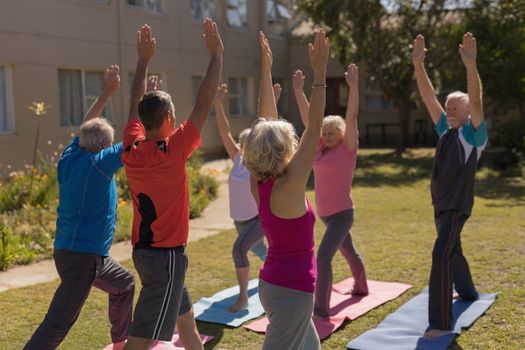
[
  {"x1": 461, "y1": 119, "x2": 488, "y2": 148},
  {"x1": 95, "y1": 142, "x2": 123, "y2": 176},
  {"x1": 169, "y1": 119, "x2": 202, "y2": 160},
  {"x1": 123, "y1": 119, "x2": 146, "y2": 150},
  {"x1": 434, "y1": 112, "x2": 449, "y2": 137}
]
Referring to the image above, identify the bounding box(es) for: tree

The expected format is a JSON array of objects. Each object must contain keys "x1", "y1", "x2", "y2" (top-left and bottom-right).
[
  {"x1": 447, "y1": 0, "x2": 525, "y2": 122},
  {"x1": 296, "y1": 0, "x2": 464, "y2": 151}
]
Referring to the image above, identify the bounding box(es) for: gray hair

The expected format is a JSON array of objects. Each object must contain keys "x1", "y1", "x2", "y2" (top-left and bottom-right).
[
  {"x1": 445, "y1": 91, "x2": 469, "y2": 107},
  {"x1": 322, "y1": 115, "x2": 346, "y2": 135},
  {"x1": 238, "y1": 128, "x2": 251, "y2": 148},
  {"x1": 78, "y1": 117, "x2": 114, "y2": 152}
]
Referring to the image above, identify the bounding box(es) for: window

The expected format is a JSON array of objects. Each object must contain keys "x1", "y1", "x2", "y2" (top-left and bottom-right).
[
  {"x1": 126, "y1": 0, "x2": 164, "y2": 13},
  {"x1": 365, "y1": 78, "x2": 392, "y2": 110},
  {"x1": 0, "y1": 67, "x2": 14, "y2": 133},
  {"x1": 228, "y1": 77, "x2": 250, "y2": 117},
  {"x1": 59, "y1": 69, "x2": 114, "y2": 127},
  {"x1": 190, "y1": 0, "x2": 216, "y2": 21},
  {"x1": 267, "y1": 0, "x2": 291, "y2": 23},
  {"x1": 366, "y1": 96, "x2": 392, "y2": 110},
  {"x1": 227, "y1": 0, "x2": 248, "y2": 27}
]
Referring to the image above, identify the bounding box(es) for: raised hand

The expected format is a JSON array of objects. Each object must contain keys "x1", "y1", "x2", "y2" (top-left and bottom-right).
[
  {"x1": 308, "y1": 29, "x2": 330, "y2": 75},
  {"x1": 137, "y1": 24, "x2": 156, "y2": 62},
  {"x1": 146, "y1": 75, "x2": 162, "y2": 92},
  {"x1": 102, "y1": 65, "x2": 120, "y2": 97},
  {"x1": 203, "y1": 18, "x2": 224, "y2": 56},
  {"x1": 412, "y1": 34, "x2": 426, "y2": 66},
  {"x1": 259, "y1": 32, "x2": 273, "y2": 71},
  {"x1": 459, "y1": 32, "x2": 477, "y2": 68},
  {"x1": 292, "y1": 70, "x2": 305, "y2": 91},
  {"x1": 273, "y1": 83, "x2": 282, "y2": 103},
  {"x1": 215, "y1": 83, "x2": 228, "y2": 103},
  {"x1": 345, "y1": 64, "x2": 358, "y2": 87}
]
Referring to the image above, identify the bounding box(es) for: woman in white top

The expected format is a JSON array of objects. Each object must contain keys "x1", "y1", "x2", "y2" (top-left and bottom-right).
[{"x1": 214, "y1": 83, "x2": 282, "y2": 312}]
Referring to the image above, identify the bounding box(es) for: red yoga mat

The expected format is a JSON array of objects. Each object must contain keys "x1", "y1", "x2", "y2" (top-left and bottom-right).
[
  {"x1": 244, "y1": 279, "x2": 411, "y2": 339},
  {"x1": 103, "y1": 333, "x2": 213, "y2": 350}
]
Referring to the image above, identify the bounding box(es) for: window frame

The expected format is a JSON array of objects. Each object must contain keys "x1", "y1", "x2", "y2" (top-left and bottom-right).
[
  {"x1": 125, "y1": 0, "x2": 165, "y2": 14},
  {"x1": 190, "y1": 0, "x2": 217, "y2": 22},
  {"x1": 0, "y1": 65, "x2": 15, "y2": 135},
  {"x1": 227, "y1": 76, "x2": 253, "y2": 118},
  {"x1": 226, "y1": 0, "x2": 248, "y2": 28},
  {"x1": 58, "y1": 68, "x2": 114, "y2": 127}
]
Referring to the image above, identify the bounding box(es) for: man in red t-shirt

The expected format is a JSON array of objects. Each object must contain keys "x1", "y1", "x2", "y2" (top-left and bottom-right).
[{"x1": 122, "y1": 20, "x2": 223, "y2": 350}]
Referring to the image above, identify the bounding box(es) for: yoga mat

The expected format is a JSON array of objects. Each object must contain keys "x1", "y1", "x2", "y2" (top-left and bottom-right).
[
  {"x1": 346, "y1": 288, "x2": 498, "y2": 350},
  {"x1": 193, "y1": 278, "x2": 264, "y2": 327},
  {"x1": 244, "y1": 278, "x2": 412, "y2": 339},
  {"x1": 103, "y1": 333, "x2": 213, "y2": 350}
]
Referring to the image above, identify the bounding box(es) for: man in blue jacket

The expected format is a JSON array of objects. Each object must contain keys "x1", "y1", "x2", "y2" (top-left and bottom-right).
[{"x1": 24, "y1": 65, "x2": 135, "y2": 350}]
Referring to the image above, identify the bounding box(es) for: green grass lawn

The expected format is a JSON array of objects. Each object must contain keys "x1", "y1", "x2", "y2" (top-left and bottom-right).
[{"x1": 0, "y1": 149, "x2": 523, "y2": 349}]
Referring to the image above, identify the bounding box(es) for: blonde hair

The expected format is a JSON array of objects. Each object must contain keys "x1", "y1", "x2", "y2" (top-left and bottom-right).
[
  {"x1": 242, "y1": 118, "x2": 298, "y2": 181},
  {"x1": 445, "y1": 91, "x2": 469, "y2": 107},
  {"x1": 322, "y1": 115, "x2": 345, "y2": 135},
  {"x1": 78, "y1": 118, "x2": 114, "y2": 152},
  {"x1": 238, "y1": 128, "x2": 251, "y2": 148}
]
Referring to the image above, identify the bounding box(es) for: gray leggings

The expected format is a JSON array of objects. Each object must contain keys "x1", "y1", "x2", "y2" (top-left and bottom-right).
[
  {"x1": 24, "y1": 250, "x2": 135, "y2": 350},
  {"x1": 233, "y1": 216, "x2": 267, "y2": 268},
  {"x1": 314, "y1": 209, "x2": 368, "y2": 318},
  {"x1": 259, "y1": 280, "x2": 321, "y2": 350}
]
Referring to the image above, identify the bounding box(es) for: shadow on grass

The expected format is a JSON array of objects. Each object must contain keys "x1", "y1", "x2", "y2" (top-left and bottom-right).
[
  {"x1": 198, "y1": 321, "x2": 225, "y2": 349},
  {"x1": 475, "y1": 172, "x2": 525, "y2": 206}
]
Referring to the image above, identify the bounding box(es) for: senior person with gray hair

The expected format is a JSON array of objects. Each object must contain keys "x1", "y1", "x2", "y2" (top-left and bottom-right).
[
  {"x1": 292, "y1": 63, "x2": 369, "y2": 320},
  {"x1": 213, "y1": 82, "x2": 282, "y2": 313},
  {"x1": 413, "y1": 32, "x2": 487, "y2": 338},
  {"x1": 24, "y1": 65, "x2": 135, "y2": 350}
]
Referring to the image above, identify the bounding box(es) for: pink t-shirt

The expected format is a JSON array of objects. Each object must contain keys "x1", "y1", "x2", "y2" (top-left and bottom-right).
[
  {"x1": 313, "y1": 141, "x2": 357, "y2": 217},
  {"x1": 257, "y1": 179, "x2": 317, "y2": 293},
  {"x1": 228, "y1": 152, "x2": 258, "y2": 221}
]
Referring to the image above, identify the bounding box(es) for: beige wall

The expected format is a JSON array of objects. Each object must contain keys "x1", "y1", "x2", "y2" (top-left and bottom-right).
[
  {"x1": 0, "y1": 0, "x2": 295, "y2": 170},
  {"x1": 0, "y1": 0, "x2": 441, "y2": 172}
]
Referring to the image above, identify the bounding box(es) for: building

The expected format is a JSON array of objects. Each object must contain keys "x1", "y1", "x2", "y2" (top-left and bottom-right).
[{"x1": 0, "y1": 0, "x2": 435, "y2": 172}]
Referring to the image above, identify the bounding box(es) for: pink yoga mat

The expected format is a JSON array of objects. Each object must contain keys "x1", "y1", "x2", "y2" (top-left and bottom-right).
[
  {"x1": 103, "y1": 333, "x2": 213, "y2": 350},
  {"x1": 244, "y1": 279, "x2": 411, "y2": 339}
]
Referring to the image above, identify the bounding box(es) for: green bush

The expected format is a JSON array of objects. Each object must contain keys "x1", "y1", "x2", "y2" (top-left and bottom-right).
[{"x1": 491, "y1": 119, "x2": 525, "y2": 167}]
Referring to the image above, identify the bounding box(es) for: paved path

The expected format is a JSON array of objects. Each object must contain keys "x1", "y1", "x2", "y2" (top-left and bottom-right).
[{"x1": 0, "y1": 158, "x2": 233, "y2": 293}]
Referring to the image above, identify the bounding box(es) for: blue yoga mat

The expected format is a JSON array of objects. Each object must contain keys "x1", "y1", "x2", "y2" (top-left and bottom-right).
[
  {"x1": 346, "y1": 288, "x2": 497, "y2": 350},
  {"x1": 193, "y1": 279, "x2": 264, "y2": 327}
]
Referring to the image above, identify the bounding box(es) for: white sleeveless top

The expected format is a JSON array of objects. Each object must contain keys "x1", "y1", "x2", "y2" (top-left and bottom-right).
[{"x1": 228, "y1": 152, "x2": 259, "y2": 221}]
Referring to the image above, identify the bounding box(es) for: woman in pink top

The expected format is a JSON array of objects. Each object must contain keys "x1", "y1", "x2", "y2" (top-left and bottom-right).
[
  {"x1": 243, "y1": 30, "x2": 328, "y2": 350},
  {"x1": 214, "y1": 83, "x2": 283, "y2": 313},
  {"x1": 293, "y1": 64, "x2": 368, "y2": 319}
]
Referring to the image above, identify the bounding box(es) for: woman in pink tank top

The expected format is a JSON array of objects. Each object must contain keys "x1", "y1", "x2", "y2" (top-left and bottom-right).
[
  {"x1": 293, "y1": 64, "x2": 369, "y2": 319},
  {"x1": 242, "y1": 31, "x2": 329, "y2": 350}
]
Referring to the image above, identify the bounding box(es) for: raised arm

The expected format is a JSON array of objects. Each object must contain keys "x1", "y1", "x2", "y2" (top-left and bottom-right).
[
  {"x1": 257, "y1": 32, "x2": 278, "y2": 120},
  {"x1": 292, "y1": 69, "x2": 310, "y2": 127},
  {"x1": 286, "y1": 30, "x2": 329, "y2": 186},
  {"x1": 214, "y1": 84, "x2": 240, "y2": 160},
  {"x1": 129, "y1": 25, "x2": 156, "y2": 122},
  {"x1": 412, "y1": 34, "x2": 444, "y2": 124},
  {"x1": 343, "y1": 64, "x2": 359, "y2": 150},
  {"x1": 83, "y1": 65, "x2": 120, "y2": 122},
  {"x1": 188, "y1": 18, "x2": 224, "y2": 131},
  {"x1": 459, "y1": 32, "x2": 484, "y2": 129},
  {"x1": 273, "y1": 83, "x2": 282, "y2": 105}
]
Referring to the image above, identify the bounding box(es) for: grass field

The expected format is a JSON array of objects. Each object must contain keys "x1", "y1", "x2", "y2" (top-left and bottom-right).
[{"x1": 0, "y1": 149, "x2": 523, "y2": 349}]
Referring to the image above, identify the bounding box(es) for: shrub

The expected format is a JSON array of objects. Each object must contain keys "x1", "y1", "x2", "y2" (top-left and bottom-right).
[{"x1": 491, "y1": 119, "x2": 525, "y2": 167}]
